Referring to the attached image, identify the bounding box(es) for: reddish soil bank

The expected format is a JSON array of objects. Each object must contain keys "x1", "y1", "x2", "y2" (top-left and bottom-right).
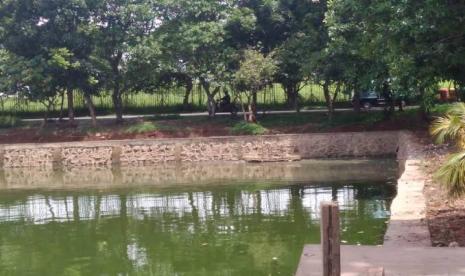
[
  {"x1": 0, "y1": 112, "x2": 427, "y2": 144},
  {"x1": 0, "y1": 118, "x2": 232, "y2": 144}
]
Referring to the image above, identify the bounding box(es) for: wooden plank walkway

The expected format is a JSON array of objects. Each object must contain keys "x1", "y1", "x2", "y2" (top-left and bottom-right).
[{"x1": 296, "y1": 245, "x2": 465, "y2": 276}]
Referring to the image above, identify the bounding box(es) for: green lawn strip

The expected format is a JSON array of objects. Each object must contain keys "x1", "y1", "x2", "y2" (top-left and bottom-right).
[{"x1": 230, "y1": 122, "x2": 268, "y2": 135}]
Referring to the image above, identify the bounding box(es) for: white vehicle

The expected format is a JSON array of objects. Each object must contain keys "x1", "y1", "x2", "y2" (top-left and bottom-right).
[{"x1": 0, "y1": 92, "x2": 21, "y2": 98}]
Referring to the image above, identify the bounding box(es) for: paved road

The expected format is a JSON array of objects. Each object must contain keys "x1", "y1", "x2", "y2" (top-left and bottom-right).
[{"x1": 22, "y1": 106, "x2": 418, "y2": 123}]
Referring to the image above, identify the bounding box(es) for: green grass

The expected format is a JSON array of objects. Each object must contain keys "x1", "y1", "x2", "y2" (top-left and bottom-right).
[
  {"x1": 260, "y1": 113, "x2": 322, "y2": 128},
  {"x1": 0, "y1": 83, "x2": 352, "y2": 118},
  {"x1": 230, "y1": 122, "x2": 268, "y2": 135},
  {"x1": 0, "y1": 115, "x2": 21, "y2": 128},
  {"x1": 258, "y1": 111, "x2": 385, "y2": 129},
  {"x1": 124, "y1": 121, "x2": 159, "y2": 134}
]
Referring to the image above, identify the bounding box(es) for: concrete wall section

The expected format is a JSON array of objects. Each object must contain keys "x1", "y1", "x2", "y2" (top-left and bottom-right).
[
  {"x1": 0, "y1": 131, "x2": 401, "y2": 169},
  {"x1": 295, "y1": 131, "x2": 399, "y2": 159},
  {"x1": 384, "y1": 132, "x2": 431, "y2": 246},
  {"x1": 0, "y1": 131, "x2": 432, "y2": 247}
]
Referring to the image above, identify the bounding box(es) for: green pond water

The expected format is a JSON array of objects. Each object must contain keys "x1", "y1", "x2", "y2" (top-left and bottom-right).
[{"x1": 0, "y1": 160, "x2": 397, "y2": 276}]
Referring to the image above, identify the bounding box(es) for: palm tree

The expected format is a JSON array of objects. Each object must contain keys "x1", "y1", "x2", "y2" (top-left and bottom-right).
[{"x1": 430, "y1": 103, "x2": 465, "y2": 197}]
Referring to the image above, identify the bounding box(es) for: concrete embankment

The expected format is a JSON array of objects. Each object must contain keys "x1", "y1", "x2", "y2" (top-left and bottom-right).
[
  {"x1": 0, "y1": 131, "x2": 400, "y2": 168},
  {"x1": 0, "y1": 131, "x2": 431, "y2": 247}
]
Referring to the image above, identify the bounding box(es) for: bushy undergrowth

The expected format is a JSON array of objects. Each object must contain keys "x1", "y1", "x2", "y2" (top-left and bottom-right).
[
  {"x1": 430, "y1": 103, "x2": 465, "y2": 198},
  {"x1": 230, "y1": 122, "x2": 268, "y2": 135}
]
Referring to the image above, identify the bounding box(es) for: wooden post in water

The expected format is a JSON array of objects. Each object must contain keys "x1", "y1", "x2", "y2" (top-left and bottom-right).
[{"x1": 321, "y1": 201, "x2": 341, "y2": 276}]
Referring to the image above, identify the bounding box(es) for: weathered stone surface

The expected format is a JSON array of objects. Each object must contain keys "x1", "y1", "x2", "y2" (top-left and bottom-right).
[
  {"x1": 61, "y1": 146, "x2": 113, "y2": 167},
  {"x1": 384, "y1": 132, "x2": 431, "y2": 247},
  {"x1": 295, "y1": 132, "x2": 400, "y2": 159},
  {"x1": 120, "y1": 143, "x2": 177, "y2": 165},
  {"x1": 0, "y1": 131, "x2": 402, "y2": 169},
  {"x1": 180, "y1": 141, "x2": 240, "y2": 162},
  {"x1": 3, "y1": 147, "x2": 54, "y2": 168},
  {"x1": 241, "y1": 138, "x2": 300, "y2": 162}
]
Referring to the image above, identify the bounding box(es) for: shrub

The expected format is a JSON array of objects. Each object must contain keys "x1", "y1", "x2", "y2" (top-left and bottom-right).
[
  {"x1": 0, "y1": 115, "x2": 21, "y2": 128},
  {"x1": 230, "y1": 122, "x2": 268, "y2": 135},
  {"x1": 434, "y1": 152, "x2": 465, "y2": 198},
  {"x1": 430, "y1": 103, "x2": 465, "y2": 197},
  {"x1": 125, "y1": 121, "x2": 158, "y2": 134}
]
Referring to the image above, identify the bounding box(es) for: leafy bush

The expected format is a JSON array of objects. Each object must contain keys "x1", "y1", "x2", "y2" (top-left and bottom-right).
[
  {"x1": 431, "y1": 103, "x2": 465, "y2": 197},
  {"x1": 0, "y1": 115, "x2": 21, "y2": 128},
  {"x1": 125, "y1": 121, "x2": 158, "y2": 134},
  {"x1": 434, "y1": 152, "x2": 465, "y2": 198},
  {"x1": 230, "y1": 122, "x2": 268, "y2": 135}
]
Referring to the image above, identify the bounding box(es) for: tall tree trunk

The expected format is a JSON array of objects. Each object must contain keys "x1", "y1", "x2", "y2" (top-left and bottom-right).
[
  {"x1": 41, "y1": 112, "x2": 49, "y2": 128},
  {"x1": 419, "y1": 86, "x2": 430, "y2": 120},
  {"x1": 110, "y1": 53, "x2": 124, "y2": 124},
  {"x1": 183, "y1": 79, "x2": 193, "y2": 110},
  {"x1": 67, "y1": 88, "x2": 75, "y2": 124},
  {"x1": 59, "y1": 90, "x2": 65, "y2": 121},
  {"x1": 84, "y1": 93, "x2": 97, "y2": 127},
  {"x1": 112, "y1": 88, "x2": 124, "y2": 124},
  {"x1": 284, "y1": 83, "x2": 299, "y2": 112},
  {"x1": 332, "y1": 82, "x2": 341, "y2": 103},
  {"x1": 323, "y1": 80, "x2": 333, "y2": 121},
  {"x1": 200, "y1": 78, "x2": 219, "y2": 118},
  {"x1": 382, "y1": 82, "x2": 395, "y2": 120},
  {"x1": 207, "y1": 94, "x2": 216, "y2": 117},
  {"x1": 353, "y1": 84, "x2": 361, "y2": 113},
  {"x1": 40, "y1": 98, "x2": 54, "y2": 128},
  {"x1": 252, "y1": 91, "x2": 257, "y2": 118},
  {"x1": 247, "y1": 91, "x2": 258, "y2": 123},
  {"x1": 241, "y1": 103, "x2": 248, "y2": 122}
]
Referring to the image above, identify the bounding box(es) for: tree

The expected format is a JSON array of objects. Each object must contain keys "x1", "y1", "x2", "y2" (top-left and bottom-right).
[
  {"x1": 323, "y1": 0, "x2": 394, "y2": 116},
  {"x1": 157, "y1": 0, "x2": 237, "y2": 117},
  {"x1": 91, "y1": 0, "x2": 158, "y2": 123},
  {"x1": 0, "y1": 0, "x2": 101, "y2": 125},
  {"x1": 233, "y1": 49, "x2": 276, "y2": 122},
  {"x1": 357, "y1": 0, "x2": 446, "y2": 116},
  {"x1": 230, "y1": 0, "x2": 325, "y2": 111},
  {"x1": 274, "y1": 0, "x2": 327, "y2": 111},
  {"x1": 2, "y1": 52, "x2": 62, "y2": 125}
]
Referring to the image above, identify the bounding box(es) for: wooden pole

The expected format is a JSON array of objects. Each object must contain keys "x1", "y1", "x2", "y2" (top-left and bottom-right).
[{"x1": 321, "y1": 201, "x2": 341, "y2": 276}]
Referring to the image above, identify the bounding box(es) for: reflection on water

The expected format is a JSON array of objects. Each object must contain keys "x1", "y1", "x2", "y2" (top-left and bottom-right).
[{"x1": 0, "y1": 160, "x2": 397, "y2": 276}]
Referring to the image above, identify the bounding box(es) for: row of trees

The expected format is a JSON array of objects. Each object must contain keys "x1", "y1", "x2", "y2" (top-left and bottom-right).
[{"x1": 1, "y1": 0, "x2": 465, "y2": 125}]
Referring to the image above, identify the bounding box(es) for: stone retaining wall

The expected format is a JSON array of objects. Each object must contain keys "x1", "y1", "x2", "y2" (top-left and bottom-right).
[
  {"x1": 0, "y1": 131, "x2": 432, "y2": 247},
  {"x1": 384, "y1": 132, "x2": 431, "y2": 246},
  {"x1": 0, "y1": 131, "x2": 401, "y2": 169}
]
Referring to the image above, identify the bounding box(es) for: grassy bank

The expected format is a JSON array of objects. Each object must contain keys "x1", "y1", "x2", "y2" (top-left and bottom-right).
[{"x1": 0, "y1": 106, "x2": 442, "y2": 144}]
